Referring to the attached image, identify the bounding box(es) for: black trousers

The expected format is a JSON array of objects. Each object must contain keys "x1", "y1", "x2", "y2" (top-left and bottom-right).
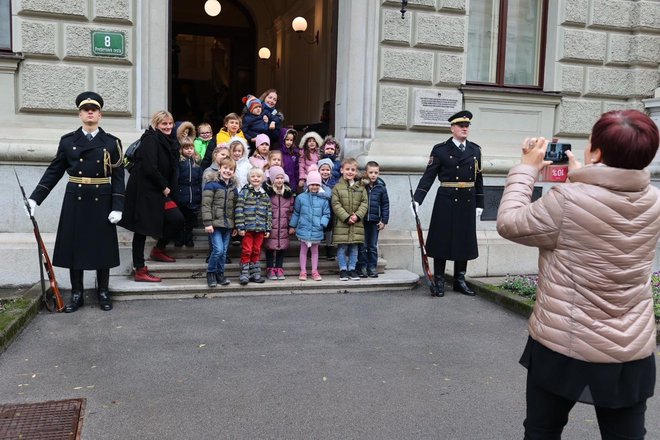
[
  {"x1": 524, "y1": 373, "x2": 647, "y2": 440},
  {"x1": 132, "y1": 207, "x2": 184, "y2": 269},
  {"x1": 177, "y1": 206, "x2": 198, "y2": 243},
  {"x1": 265, "y1": 249, "x2": 285, "y2": 268}
]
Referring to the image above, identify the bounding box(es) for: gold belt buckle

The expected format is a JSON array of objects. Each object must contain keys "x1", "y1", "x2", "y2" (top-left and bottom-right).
[{"x1": 81, "y1": 177, "x2": 92, "y2": 184}]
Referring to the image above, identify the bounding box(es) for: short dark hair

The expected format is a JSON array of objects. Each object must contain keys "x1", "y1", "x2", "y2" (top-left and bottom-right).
[
  {"x1": 591, "y1": 110, "x2": 659, "y2": 170},
  {"x1": 365, "y1": 161, "x2": 380, "y2": 170}
]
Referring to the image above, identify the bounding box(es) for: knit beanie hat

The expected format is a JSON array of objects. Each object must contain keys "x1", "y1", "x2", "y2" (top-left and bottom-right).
[
  {"x1": 242, "y1": 94, "x2": 262, "y2": 113},
  {"x1": 268, "y1": 165, "x2": 289, "y2": 183},
  {"x1": 255, "y1": 133, "x2": 270, "y2": 147},
  {"x1": 306, "y1": 164, "x2": 322, "y2": 186},
  {"x1": 317, "y1": 158, "x2": 334, "y2": 171}
]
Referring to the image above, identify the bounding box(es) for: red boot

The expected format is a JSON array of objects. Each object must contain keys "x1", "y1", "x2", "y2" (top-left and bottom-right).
[
  {"x1": 134, "y1": 266, "x2": 161, "y2": 282},
  {"x1": 150, "y1": 247, "x2": 176, "y2": 263}
]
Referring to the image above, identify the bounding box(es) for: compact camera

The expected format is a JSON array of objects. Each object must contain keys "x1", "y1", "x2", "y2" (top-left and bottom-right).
[{"x1": 544, "y1": 142, "x2": 571, "y2": 163}]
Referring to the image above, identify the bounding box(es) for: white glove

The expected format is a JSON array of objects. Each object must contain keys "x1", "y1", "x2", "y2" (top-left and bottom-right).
[
  {"x1": 108, "y1": 211, "x2": 122, "y2": 224},
  {"x1": 476, "y1": 207, "x2": 483, "y2": 219},
  {"x1": 410, "y1": 201, "x2": 420, "y2": 218},
  {"x1": 25, "y1": 199, "x2": 37, "y2": 218}
]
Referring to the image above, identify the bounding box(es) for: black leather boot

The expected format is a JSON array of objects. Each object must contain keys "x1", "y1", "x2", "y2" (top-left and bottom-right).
[
  {"x1": 453, "y1": 261, "x2": 475, "y2": 296},
  {"x1": 432, "y1": 259, "x2": 446, "y2": 297},
  {"x1": 96, "y1": 269, "x2": 113, "y2": 311},
  {"x1": 207, "y1": 271, "x2": 217, "y2": 288},
  {"x1": 65, "y1": 269, "x2": 84, "y2": 313},
  {"x1": 432, "y1": 276, "x2": 445, "y2": 297}
]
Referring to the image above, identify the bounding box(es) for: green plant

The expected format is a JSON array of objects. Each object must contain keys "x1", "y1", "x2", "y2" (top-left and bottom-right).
[{"x1": 501, "y1": 273, "x2": 660, "y2": 322}]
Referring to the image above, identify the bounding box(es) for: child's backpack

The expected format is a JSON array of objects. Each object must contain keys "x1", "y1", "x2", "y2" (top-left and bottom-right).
[{"x1": 123, "y1": 139, "x2": 141, "y2": 172}]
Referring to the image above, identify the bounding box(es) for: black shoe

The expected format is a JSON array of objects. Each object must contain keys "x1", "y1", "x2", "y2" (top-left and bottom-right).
[
  {"x1": 432, "y1": 276, "x2": 445, "y2": 297},
  {"x1": 216, "y1": 273, "x2": 230, "y2": 286},
  {"x1": 64, "y1": 291, "x2": 84, "y2": 313},
  {"x1": 339, "y1": 270, "x2": 349, "y2": 281},
  {"x1": 225, "y1": 256, "x2": 232, "y2": 264},
  {"x1": 347, "y1": 270, "x2": 361, "y2": 281},
  {"x1": 97, "y1": 289, "x2": 113, "y2": 311},
  {"x1": 357, "y1": 268, "x2": 368, "y2": 278},
  {"x1": 453, "y1": 273, "x2": 475, "y2": 296},
  {"x1": 207, "y1": 272, "x2": 217, "y2": 288},
  {"x1": 367, "y1": 269, "x2": 378, "y2": 278}
]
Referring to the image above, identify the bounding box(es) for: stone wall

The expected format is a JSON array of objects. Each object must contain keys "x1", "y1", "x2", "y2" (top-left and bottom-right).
[{"x1": 14, "y1": 0, "x2": 134, "y2": 115}]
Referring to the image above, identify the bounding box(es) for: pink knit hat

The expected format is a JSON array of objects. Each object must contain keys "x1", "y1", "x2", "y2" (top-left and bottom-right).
[
  {"x1": 255, "y1": 133, "x2": 270, "y2": 147},
  {"x1": 268, "y1": 165, "x2": 289, "y2": 183},
  {"x1": 306, "y1": 164, "x2": 322, "y2": 186}
]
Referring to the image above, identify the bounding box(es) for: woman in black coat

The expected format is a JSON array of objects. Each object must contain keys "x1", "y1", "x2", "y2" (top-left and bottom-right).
[{"x1": 119, "y1": 110, "x2": 184, "y2": 282}]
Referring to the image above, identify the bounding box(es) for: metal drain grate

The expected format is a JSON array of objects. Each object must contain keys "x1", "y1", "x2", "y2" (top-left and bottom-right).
[{"x1": 0, "y1": 398, "x2": 85, "y2": 440}]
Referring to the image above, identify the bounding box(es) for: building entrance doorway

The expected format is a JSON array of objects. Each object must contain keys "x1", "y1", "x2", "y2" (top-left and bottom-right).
[
  {"x1": 171, "y1": 0, "x2": 255, "y2": 132},
  {"x1": 170, "y1": 0, "x2": 337, "y2": 137}
]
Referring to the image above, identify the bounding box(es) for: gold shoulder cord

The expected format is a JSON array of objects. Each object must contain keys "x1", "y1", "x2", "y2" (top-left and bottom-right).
[
  {"x1": 103, "y1": 139, "x2": 124, "y2": 176},
  {"x1": 474, "y1": 144, "x2": 483, "y2": 180}
]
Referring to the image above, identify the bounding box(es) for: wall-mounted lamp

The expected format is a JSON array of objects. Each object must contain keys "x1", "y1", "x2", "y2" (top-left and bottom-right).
[
  {"x1": 400, "y1": 1, "x2": 408, "y2": 19},
  {"x1": 204, "y1": 0, "x2": 221, "y2": 17},
  {"x1": 258, "y1": 47, "x2": 271, "y2": 60},
  {"x1": 291, "y1": 16, "x2": 319, "y2": 45}
]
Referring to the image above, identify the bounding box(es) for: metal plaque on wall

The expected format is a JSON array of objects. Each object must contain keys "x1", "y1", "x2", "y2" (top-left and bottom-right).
[{"x1": 482, "y1": 186, "x2": 543, "y2": 221}]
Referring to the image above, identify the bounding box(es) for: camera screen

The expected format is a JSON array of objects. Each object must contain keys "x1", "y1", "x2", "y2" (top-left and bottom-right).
[{"x1": 544, "y1": 143, "x2": 571, "y2": 163}]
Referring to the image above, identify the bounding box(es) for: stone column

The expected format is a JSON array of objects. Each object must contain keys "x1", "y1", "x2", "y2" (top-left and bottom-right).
[{"x1": 643, "y1": 88, "x2": 660, "y2": 176}]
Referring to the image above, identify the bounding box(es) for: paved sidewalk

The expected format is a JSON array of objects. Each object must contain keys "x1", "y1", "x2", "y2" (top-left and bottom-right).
[{"x1": 0, "y1": 287, "x2": 658, "y2": 439}]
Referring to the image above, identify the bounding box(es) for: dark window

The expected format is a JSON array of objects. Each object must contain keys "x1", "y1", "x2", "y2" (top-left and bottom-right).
[
  {"x1": 0, "y1": 0, "x2": 10, "y2": 51},
  {"x1": 467, "y1": 0, "x2": 548, "y2": 88}
]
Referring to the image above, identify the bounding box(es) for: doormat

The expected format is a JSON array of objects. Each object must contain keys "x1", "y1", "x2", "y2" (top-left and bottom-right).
[{"x1": 0, "y1": 398, "x2": 85, "y2": 440}]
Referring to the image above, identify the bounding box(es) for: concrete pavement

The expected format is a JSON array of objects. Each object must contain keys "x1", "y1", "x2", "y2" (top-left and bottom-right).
[{"x1": 0, "y1": 287, "x2": 658, "y2": 439}]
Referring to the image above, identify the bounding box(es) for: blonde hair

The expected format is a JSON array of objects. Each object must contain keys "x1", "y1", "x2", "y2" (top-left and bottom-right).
[
  {"x1": 219, "y1": 157, "x2": 236, "y2": 171},
  {"x1": 150, "y1": 110, "x2": 174, "y2": 129},
  {"x1": 263, "y1": 150, "x2": 282, "y2": 172},
  {"x1": 341, "y1": 157, "x2": 358, "y2": 168},
  {"x1": 197, "y1": 122, "x2": 212, "y2": 136},
  {"x1": 248, "y1": 166, "x2": 265, "y2": 181}
]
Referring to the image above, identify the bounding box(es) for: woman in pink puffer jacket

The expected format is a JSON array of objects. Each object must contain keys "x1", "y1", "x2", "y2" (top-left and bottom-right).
[{"x1": 497, "y1": 110, "x2": 660, "y2": 439}]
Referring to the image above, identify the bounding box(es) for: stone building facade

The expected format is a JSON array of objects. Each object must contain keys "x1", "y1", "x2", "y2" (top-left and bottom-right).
[{"x1": 0, "y1": 0, "x2": 658, "y2": 285}]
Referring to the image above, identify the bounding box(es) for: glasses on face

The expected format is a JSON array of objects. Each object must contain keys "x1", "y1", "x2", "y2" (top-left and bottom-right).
[{"x1": 199, "y1": 132, "x2": 212, "y2": 136}]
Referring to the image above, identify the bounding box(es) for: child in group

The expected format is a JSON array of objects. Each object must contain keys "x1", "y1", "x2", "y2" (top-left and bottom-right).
[
  {"x1": 298, "y1": 131, "x2": 323, "y2": 192},
  {"x1": 263, "y1": 166, "x2": 294, "y2": 280},
  {"x1": 320, "y1": 136, "x2": 342, "y2": 181},
  {"x1": 356, "y1": 161, "x2": 389, "y2": 278},
  {"x1": 331, "y1": 157, "x2": 368, "y2": 281},
  {"x1": 229, "y1": 137, "x2": 251, "y2": 189},
  {"x1": 264, "y1": 150, "x2": 283, "y2": 180},
  {"x1": 202, "y1": 144, "x2": 230, "y2": 187},
  {"x1": 216, "y1": 112, "x2": 246, "y2": 145},
  {"x1": 195, "y1": 122, "x2": 216, "y2": 169},
  {"x1": 250, "y1": 133, "x2": 270, "y2": 169},
  {"x1": 175, "y1": 138, "x2": 203, "y2": 247},
  {"x1": 201, "y1": 158, "x2": 238, "y2": 287},
  {"x1": 280, "y1": 128, "x2": 299, "y2": 188},
  {"x1": 317, "y1": 158, "x2": 338, "y2": 260},
  {"x1": 289, "y1": 165, "x2": 331, "y2": 281},
  {"x1": 235, "y1": 167, "x2": 272, "y2": 285},
  {"x1": 259, "y1": 89, "x2": 284, "y2": 148},
  {"x1": 241, "y1": 95, "x2": 269, "y2": 152}
]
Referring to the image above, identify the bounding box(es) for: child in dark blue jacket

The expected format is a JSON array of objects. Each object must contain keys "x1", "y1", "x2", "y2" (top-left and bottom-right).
[
  {"x1": 241, "y1": 94, "x2": 269, "y2": 154},
  {"x1": 175, "y1": 139, "x2": 203, "y2": 247},
  {"x1": 357, "y1": 161, "x2": 389, "y2": 278}
]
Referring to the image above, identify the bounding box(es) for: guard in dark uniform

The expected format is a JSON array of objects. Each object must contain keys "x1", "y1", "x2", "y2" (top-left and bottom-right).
[
  {"x1": 413, "y1": 110, "x2": 484, "y2": 297},
  {"x1": 28, "y1": 92, "x2": 125, "y2": 312}
]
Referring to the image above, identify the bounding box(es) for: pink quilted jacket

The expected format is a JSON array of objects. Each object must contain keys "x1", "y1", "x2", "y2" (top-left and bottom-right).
[{"x1": 497, "y1": 164, "x2": 660, "y2": 363}]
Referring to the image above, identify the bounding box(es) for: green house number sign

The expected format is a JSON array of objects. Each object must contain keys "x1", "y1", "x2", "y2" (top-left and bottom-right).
[{"x1": 92, "y1": 31, "x2": 126, "y2": 57}]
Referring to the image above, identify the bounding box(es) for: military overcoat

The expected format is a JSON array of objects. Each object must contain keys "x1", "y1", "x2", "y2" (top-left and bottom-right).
[
  {"x1": 414, "y1": 137, "x2": 484, "y2": 261},
  {"x1": 30, "y1": 127, "x2": 125, "y2": 269}
]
